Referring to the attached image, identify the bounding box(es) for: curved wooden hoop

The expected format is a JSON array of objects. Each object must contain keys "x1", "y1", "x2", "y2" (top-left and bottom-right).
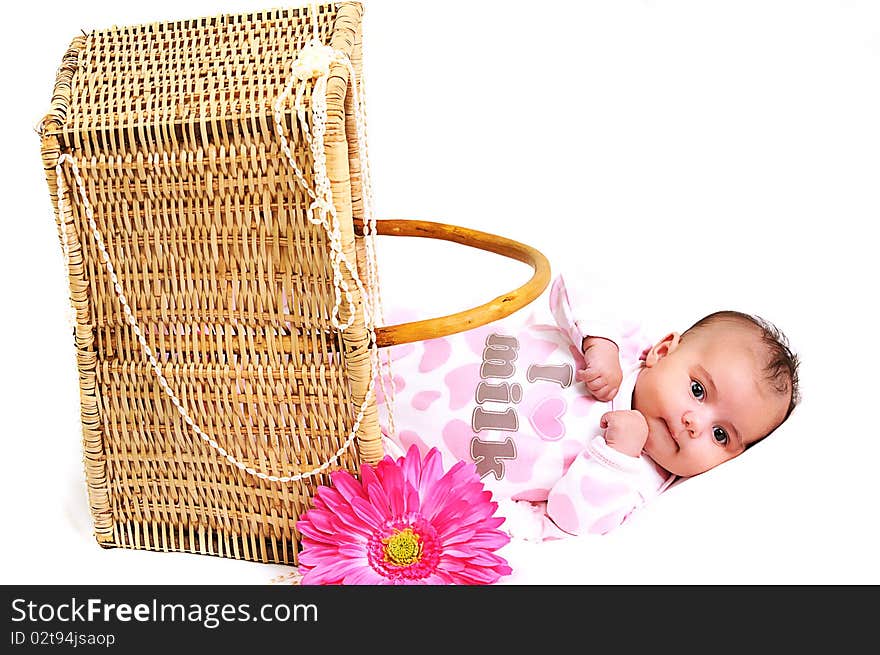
[{"x1": 364, "y1": 219, "x2": 552, "y2": 348}]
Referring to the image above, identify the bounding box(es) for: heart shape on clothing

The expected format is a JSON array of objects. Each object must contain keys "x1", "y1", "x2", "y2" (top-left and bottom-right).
[{"x1": 528, "y1": 396, "x2": 566, "y2": 441}]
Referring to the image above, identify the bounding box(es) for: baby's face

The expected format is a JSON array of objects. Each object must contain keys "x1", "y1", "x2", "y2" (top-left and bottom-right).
[{"x1": 632, "y1": 324, "x2": 789, "y2": 478}]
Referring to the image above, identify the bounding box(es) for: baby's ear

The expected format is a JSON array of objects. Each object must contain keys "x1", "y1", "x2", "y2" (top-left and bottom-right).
[{"x1": 644, "y1": 332, "x2": 681, "y2": 367}]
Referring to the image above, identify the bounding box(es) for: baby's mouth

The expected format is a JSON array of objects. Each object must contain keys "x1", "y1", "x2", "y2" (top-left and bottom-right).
[{"x1": 663, "y1": 418, "x2": 680, "y2": 451}]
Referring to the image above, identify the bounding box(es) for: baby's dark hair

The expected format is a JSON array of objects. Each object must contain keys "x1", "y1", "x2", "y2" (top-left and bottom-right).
[{"x1": 682, "y1": 311, "x2": 801, "y2": 424}]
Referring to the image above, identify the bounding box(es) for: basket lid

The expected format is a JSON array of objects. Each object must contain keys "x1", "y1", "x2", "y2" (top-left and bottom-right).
[{"x1": 42, "y1": 2, "x2": 362, "y2": 153}]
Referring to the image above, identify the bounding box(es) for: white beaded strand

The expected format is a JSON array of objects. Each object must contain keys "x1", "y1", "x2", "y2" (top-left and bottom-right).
[
  {"x1": 272, "y1": 41, "x2": 372, "y2": 333},
  {"x1": 273, "y1": 13, "x2": 397, "y2": 437},
  {"x1": 51, "y1": 3, "x2": 396, "y2": 483},
  {"x1": 54, "y1": 153, "x2": 371, "y2": 483}
]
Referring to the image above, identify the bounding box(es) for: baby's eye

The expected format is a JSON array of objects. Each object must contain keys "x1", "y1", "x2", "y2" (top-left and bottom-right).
[
  {"x1": 713, "y1": 426, "x2": 729, "y2": 445},
  {"x1": 690, "y1": 380, "x2": 705, "y2": 400}
]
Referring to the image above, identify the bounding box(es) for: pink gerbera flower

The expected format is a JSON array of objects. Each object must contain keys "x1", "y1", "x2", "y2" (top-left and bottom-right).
[{"x1": 296, "y1": 445, "x2": 512, "y2": 585}]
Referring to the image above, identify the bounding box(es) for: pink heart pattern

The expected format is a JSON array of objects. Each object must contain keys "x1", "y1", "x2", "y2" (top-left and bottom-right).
[
  {"x1": 441, "y1": 419, "x2": 474, "y2": 463},
  {"x1": 411, "y1": 390, "x2": 442, "y2": 411},
  {"x1": 528, "y1": 396, "x2": 567, "y2": 441},
  {"x1": 419, "y1": 338, "x2": 451, "y2": 373},
  {"x1": 444, "y1": 364, "x2": 480, "y2": 410}
]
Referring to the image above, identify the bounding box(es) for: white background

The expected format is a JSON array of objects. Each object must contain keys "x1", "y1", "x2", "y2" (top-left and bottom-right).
[{"x1": 1, "y1": 0, "x2": 878, "y2": 585}]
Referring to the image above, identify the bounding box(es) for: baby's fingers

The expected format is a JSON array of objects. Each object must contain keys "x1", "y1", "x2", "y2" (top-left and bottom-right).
[
  {"x1": 588, "y1": 376, "x2": 612, "y2": 394},
  {"x1": 577, "y1": 368, "x2": 600, "y2": 383},
  {"x1": 593, "y1": 385, "x2": 619, "y2": 402},
  {"x1": 578, "y1": 369, "x2": 619, "y2": 401}
]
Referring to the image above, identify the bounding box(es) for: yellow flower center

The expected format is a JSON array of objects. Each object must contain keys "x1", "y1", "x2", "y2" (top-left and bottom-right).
[{"x1": 381, "y1": 528, "x2": 423, "y2": 567}]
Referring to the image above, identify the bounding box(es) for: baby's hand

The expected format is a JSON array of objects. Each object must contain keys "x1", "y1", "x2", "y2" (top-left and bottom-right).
[
  {"x1": 600, "y1": 410, "x2": 649, "y2": 458},
  {"x1": 576, "y1": 337, "x2": 623, "y2": 401}
]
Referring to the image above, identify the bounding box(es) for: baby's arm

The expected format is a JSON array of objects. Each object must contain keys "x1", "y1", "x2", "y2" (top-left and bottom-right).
[
  {"x1": 548, "y1": 275, "x2": 645, "y2": 402},
  {"x1": 544, "y1": 435, "x2": 649, "y2": 536}
]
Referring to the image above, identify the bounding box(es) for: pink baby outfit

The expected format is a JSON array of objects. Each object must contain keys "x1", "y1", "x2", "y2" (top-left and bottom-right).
[{"x1": 378, "y1": 275, "x2": 676, "y2": 540}]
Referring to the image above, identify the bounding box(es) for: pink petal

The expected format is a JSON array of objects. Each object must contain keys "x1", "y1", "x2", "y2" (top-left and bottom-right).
[
  {"x1": 296, "y1": 518, "x2": 334, "y2": 541},
  {"x1": 438, "y1": 504, "x2": 501, "y2": 536},
  {"x1": 419, "y1": 467, "x2": 463, "y2": 520},
  {"x1": 360, "y1": 464, "x2": 393, "y2": 519},
  {"x1": 314, "y1": 485, "x2": 350, "y2": 514},
  {"x1": 376, "y1": 459, "x2": 406, "y2": 516},
  {"x1": 302, "y1": 557, "x2": 370, "y2": 585},
  {"x1": 443, "y1": 563, "x2": 508, "y2": 585},
  {"x1": 342, "y1": 566, "x2": 387, "y2": 585},
  {"x1": 402, "y1": 480, "x2": 421, "y2": 516},
  {"x1": 462, "y1": 552, "x2": 510, "y2": 567},
  {"x1": 298, "y1": 509, "x2": 337, "y2": 535},
  {"x1": 466, "y1": 531, "x2": 511, "y2": 548},
  {"x1": 330, "y1": 469, "x2": 368, "y2": 504},
  {"x1": 319, "y1": 505, "x2": 373, "y2": 537},
  {"x1": 439, "y1": 527, "x2": 479, "y2": 546},
  {"x1": 436, "y1": 557, "x2": 466, "y2": 572},
  {"x1": 401, "y1": 443, "x2": 423, "y2": 487},
  {"x1": 348, "y1": 496, "x2": 386, "y2": 530},
  {"x1": 418, "y1": 448, "x2": 445, "y2": 496},
  {"x1": 336, "y1": 543, "x2": 370, "y2": 559}
]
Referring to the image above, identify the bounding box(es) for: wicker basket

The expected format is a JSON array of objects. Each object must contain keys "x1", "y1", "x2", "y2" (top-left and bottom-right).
[{"x1": 39, "y1": 1, "x2": 550, "y2": 565}]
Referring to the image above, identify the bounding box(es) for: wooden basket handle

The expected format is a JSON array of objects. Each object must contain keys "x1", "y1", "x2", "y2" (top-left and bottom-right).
[{"x1": 359, "y1": 219, "x2": 551, "y2": 348}]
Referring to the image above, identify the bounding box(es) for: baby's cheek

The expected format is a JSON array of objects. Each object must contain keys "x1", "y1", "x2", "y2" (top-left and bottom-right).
[{"x1": 643, "y1": 432, "x2": 668, "y2": 464}]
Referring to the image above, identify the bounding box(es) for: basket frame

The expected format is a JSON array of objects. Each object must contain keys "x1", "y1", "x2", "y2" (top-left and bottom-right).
[{"x1": 39, "y1": 2, "x2": 379, "y2": 565}]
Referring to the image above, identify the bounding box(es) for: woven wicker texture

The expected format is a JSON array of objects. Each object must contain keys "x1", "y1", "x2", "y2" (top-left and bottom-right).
[{"x1": 40, "y1": 2, "x2": 377, "y2": 565}]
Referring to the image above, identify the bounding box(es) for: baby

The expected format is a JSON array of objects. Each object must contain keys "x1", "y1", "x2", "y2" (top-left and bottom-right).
[{"x1": 378, "y1": 274, "x2": 800, "y2": 540}]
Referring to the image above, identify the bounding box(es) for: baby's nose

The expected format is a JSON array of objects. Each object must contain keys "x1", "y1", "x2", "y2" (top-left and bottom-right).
[{"x1": 682, "y1": 411, "x2": 703, "y2": 437}]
